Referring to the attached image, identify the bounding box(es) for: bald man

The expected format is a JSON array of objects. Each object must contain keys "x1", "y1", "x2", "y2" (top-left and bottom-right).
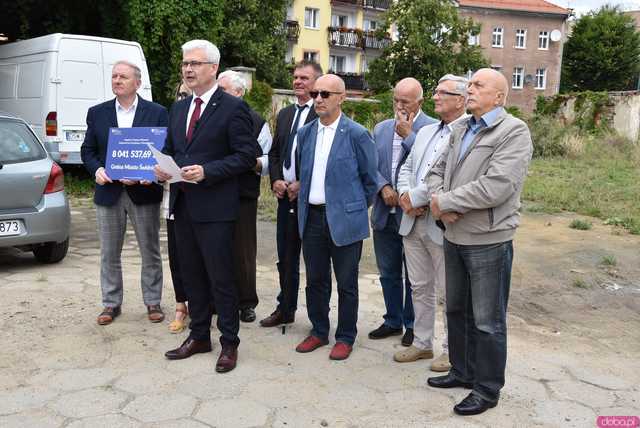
[
  {"x1": 369, "y1": 78, "x2": 436, "y2": 347},
  {"x1": 294, "y1": 74, "x2": 377, "y2": 360},
  {"x1": 406, "y1": 68, "x2": 532, "y2": 415}
]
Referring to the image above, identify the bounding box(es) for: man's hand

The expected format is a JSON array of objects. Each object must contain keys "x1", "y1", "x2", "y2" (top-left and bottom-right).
[
  {"x1": 287, "y1": 180, "x2": 300, "y2": 202},
  {"x1": 139, "y1": 180, "x2": 153, "y2": 186},
  {"x1": 430, "y1": 193, "x2": 442, "y2": 219},
  {"x1": 154, "y1": 165, "x2": 172, "y2": 182},
  {"x1": 395, "y1": 110, "x2": 415, "y2": 139},
  {"x1": 380, "y1": 185, "x2": 399, "y2": 207},
  {"x1": 405, "y1": 207, "x2": 426, "y2": 217},
  {"x1": 430, "y1": 194, "x2": 462, "y2": 224},
  {"x1": 441, "y1": 212, "x2": 462, "y2": 224},
  {"x1": 95, "y1": 167, "x2": 112, "y2": 186},
  {"x1": 120, "y1": 179, "x2": 137, "y2": 186},
  {"x1": 399, "y1": 191, "x2": 414, "y2": 212},
  {"x1": 255, "y1": 158, "x2": 262, "y2": 174},
  {"x1": 272, "y1": 179, "x2": 288, "y2": 199},
  {"x1": 181, "y1": 165, "x2": 205, "y2": 182}
]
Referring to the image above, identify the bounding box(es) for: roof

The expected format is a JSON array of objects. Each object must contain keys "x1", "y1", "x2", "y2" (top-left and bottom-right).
[{"x1": 458, "y1": 0, "x2": 570, "y2": 16}]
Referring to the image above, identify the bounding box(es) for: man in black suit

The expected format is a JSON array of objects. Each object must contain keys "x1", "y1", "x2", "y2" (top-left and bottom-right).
[
  {"x1": 260, "y1": 60, "x2": 323, "y2": 328},
  {"x1": 154, "y1": 40, "x2": 255, "y2": 373},
  {"x1": 81, "y1": 60, "x2": 169, "y2": 326}
]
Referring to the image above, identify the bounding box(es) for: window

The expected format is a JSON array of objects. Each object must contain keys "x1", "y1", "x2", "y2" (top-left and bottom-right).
[
  {"x1": 515, "y1": 29, "x2": 526, "y2": 49},
  {"x1": 492, "y1": 27, "x2": 503, "y2": 47},
  {"x1": 361, "y1": 56, "x2": 369, "y2": 73},
  {"x1": 330, "y1": 55, "x2": 346, "y2": 73},
  {"x1": 364, "y1": 20, "x2": 378, "y2": 31},
  {"x1": 539, "y1": 31, "x2": 549, "y2": 50},
  {"x1": 491, "y1": 65, "x2": 502, "y2": 72},
  {"x1": 468, "y1": 33, "x2": 480, "y2": 46},
  {"x1": 304, "y1": 8, "x2": 319, "y2": 29},
  {"x1": 535, "y1": 68, "x2": 546, "y2": 89},
  {"x1": 331, "y1": 14, "x2": 348, "y2": 27},
  {"x1": 512, "y1": 67, "x2": 524, "y2": 89},
  {"x1": 303, "y1": 51, "x2": 318, "y2": 63}
]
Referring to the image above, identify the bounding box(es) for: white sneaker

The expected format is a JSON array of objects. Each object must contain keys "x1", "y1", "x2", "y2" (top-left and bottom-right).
[{"x1": 430, "y1": 353, "x2": 451, "y2": 372}]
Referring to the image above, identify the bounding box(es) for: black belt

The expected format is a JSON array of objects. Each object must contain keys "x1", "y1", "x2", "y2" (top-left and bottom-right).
[{"x1": 309, "y1": 204, "x2": 326, "y2": 210}]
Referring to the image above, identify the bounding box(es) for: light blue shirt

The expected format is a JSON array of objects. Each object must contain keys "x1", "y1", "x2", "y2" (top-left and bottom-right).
[{"x1": 458, "y1": 107, "x2": 504, "y2": 162}]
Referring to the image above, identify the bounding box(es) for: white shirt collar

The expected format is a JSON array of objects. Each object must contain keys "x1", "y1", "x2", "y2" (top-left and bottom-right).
[
  {"x1": 317, "y1": 113, "x2": 341, "y2": 133},
  {"x1": 299, "y1": 98, "x2": 314, "y2": 109},
  {"x1": 192, "y1": 83, "x2": 218, "y2": 107},
  {"x1": 115, "y1": 95, "x2": 138, "y2": 113}
]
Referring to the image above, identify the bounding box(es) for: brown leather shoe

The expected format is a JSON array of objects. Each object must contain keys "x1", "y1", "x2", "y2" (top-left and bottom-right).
[
  {"x1": 215, "y1": 346, "x2": 238, "y2": 373},
  {"x1": 165, "y1": 338, "x2": 212, "y2": 360},
  {"x1": 97, "y1": 306, "x2": 121, "y2": 325},
  {"x1": 147, "y1": 305, "x2": 165, "y2": 323},
  {"x1": 259, "y1": 309, "x2": 294, "y2": 327}
]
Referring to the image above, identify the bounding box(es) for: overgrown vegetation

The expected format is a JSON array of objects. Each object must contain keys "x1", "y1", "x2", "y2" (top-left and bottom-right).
[
  {"x1": 569, "y1": 219, "x2": 593, "y2": 231},
  {"x1": 245, "y1": 81, "x2": 274, "y2": 119}
]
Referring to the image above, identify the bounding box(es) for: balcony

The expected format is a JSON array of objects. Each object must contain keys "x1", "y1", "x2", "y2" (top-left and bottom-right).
[
  {"x1": 363, "y1": 31, "x2": 391, "y2": 49},
  {"x1": 328, "y1": 27, "x2": 363, "y2": 49},
  {"x1": 363, "y1": 0, "x2": 391, "y2": 10},
  {"x1": 330, "y1": 0, "x2": 361, "y2": 6},
  {"x1": 285, "y1": 20, "x2": 300, "y2": 42},
  {"x1": 332, "y1": 71, "x2": 366, "y2": 91}
]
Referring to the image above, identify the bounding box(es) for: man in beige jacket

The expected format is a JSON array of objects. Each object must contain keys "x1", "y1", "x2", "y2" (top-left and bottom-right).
[{"x1": 404, "y1": 68, "x2": 533, "y2": 416}]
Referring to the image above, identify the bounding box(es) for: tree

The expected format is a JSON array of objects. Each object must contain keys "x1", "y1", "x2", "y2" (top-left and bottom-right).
[
  {"x1": 561, "y1": 6, "x2": 640, "y2": 92},
  {"x1": 366, "y1": 0, "x2": 488, "y2": 93}
]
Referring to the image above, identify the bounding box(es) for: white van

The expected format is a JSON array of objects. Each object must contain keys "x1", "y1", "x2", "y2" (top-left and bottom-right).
[{"x1": 0, "y1": 33, "x2": 153, "y2": 164}]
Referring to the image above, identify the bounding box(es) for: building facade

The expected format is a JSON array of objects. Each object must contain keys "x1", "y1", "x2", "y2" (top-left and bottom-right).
[
  {"x1": 458, "y1": 0, "x2": 571, "y2": 112},
  {"x1": 285, "y1": 0, "x2": 391, "y2": 92}
]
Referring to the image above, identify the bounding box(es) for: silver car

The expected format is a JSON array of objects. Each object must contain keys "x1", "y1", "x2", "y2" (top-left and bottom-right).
[{"x1": 0, "y1": 112, "x2": 70, "y2": 263}]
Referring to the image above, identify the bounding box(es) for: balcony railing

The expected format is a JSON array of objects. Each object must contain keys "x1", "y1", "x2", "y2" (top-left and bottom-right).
[
  {"x1": 330, "y1": 0, "x2": 361, "y2": 6},
  {"x1": 363, "y1": 31, "x2": 392, "y2": 49},
  {"x1": 328, "y1": 27, "x2": 363, "y2": 49},
  {"x1": 285, "y1": 20, "x2": 300, "y2": 42},
  {"x1": 332, "y1": 71, "x2": 366, "y2": 91},
  {"x1": 363, "y1": 0, "x2": 391, "y2": 10},
  {"x1": 328, "y1": 27, "x2": 391, "y2": 50}
]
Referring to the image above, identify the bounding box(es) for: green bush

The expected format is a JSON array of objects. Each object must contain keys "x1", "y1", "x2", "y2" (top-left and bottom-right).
[
  {"x1": 528, "y1": 115, "x2": 569, "y2": 158},
  {"x1": 245, "y1": 80, "x2": 274, "y2": 119}
]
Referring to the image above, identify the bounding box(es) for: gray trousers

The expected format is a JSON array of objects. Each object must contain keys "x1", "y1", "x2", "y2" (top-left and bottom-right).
[
  {"x1": 96, "y1": 191, "x2": 162, "y2": 308},
  {"x1": 403, "y1": 218, "x2": 447, "y2": 351}
]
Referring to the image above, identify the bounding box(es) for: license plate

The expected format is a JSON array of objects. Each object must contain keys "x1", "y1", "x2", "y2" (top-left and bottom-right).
[
  {"x1": 65, "y1": 131, "x2": 85, "y2": 142},
  {"x1": 0, "y1": 220, "x2": 24, "y2": 237}
]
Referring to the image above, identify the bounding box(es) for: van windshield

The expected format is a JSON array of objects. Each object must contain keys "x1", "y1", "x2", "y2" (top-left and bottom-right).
[{"x1": 0, "y1": 119, "x2": 47, "y2": 164}]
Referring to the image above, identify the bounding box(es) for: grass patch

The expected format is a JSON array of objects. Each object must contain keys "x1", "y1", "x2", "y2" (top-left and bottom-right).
[
  {"x1": 569, "y1": 219, "x2": 592, "y2": 230},
  {"x1": 601, "y1": 255, "x2": 617, "y2": 266},
  {"x1": 257, "y1": 176, "x2": 277, "y2": 222},
  {"x1": 63, "y1": 167, "x2": 94, "y2": 198},
  {"x1": 523, "y1": 134, "x2": 640, "y2": 234},
  {"x1": 572, "y1": 278, "x2": 590, "y2": 289}
]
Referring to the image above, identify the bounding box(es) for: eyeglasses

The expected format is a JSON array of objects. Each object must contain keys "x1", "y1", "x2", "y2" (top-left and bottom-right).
[
  {"x1": 181, "y1": 61, "x2": 214, "y2": 69},
  {"x1": 433, "y1": 89, "x2": 463, "y2": 97},
  {"x1": 310, "y1": 90, "x2": 342, "y2": 99}
]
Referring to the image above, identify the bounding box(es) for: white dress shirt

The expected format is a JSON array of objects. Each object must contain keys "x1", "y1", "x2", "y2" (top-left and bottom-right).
[
  {"x1": 418, "y1": 121, "x2": 453, "y2": 183},
  {"x1": 186, "y1": 84, "x2": 218, "y2": 134},
  {"x1": 257, "y1": 122, "x2": 273, "y2": 176},
  {"x1": 308, "y1": 114, "x2": 341, "y2": 205},
  {"x1": 115, "y1": 95, "x2": 138, "y2": 128},
  {"x1": 283, "y1": 98, "x2": 314, "y2": 182}
]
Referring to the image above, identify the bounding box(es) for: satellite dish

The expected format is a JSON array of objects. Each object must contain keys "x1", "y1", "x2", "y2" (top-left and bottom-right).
[{"x1": 550, "y1": 29, "x2": 562, "y2": 42}]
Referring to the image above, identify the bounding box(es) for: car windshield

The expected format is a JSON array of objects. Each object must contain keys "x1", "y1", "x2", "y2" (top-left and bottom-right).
[{"x1": 0, "y1": 119, "x2": 47, "y2": 164}]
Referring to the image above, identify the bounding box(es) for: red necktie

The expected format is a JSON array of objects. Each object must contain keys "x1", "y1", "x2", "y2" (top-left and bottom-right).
[{"x1": 186, "y1": 97, "x2": 203, "y2": 144}]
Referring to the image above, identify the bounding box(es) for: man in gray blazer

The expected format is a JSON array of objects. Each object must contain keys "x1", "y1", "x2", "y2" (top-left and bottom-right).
[
  {"x1": 396, "y1": 74, "x2": 469, "y2": 371},
  {"x1": 369, "y1": 78, "x2": 436, "y2": 346}
]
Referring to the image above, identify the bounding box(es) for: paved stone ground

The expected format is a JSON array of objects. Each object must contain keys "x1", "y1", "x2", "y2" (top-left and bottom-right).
[{"x1": 0, "y1": 197, "x2": 638, "y2": 427}]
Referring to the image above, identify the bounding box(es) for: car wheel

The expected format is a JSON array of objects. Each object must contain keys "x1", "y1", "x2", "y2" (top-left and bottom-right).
[{"x1": 33, "y1": 238, "x2": 69, "y2": 264}]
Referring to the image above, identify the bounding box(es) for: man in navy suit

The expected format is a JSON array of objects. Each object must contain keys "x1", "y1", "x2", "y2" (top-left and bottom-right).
[
  {"x1": 81, "y1": 60, "x2": 169, "y2": 326},
  {"x1": 369, "y1": 78, "x2": 436, "y2": 346},
  {"x1": 154, "y1": 40, "x2": 255, "y2": 373},
  {"x1": 294, "y1": 74, "x2": 377, "y2": 361}
]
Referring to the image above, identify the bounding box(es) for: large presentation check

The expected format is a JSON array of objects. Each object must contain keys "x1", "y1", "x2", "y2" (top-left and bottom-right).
[{"x1": 105, "y1": 127, "x2": 167, "y2": 181}]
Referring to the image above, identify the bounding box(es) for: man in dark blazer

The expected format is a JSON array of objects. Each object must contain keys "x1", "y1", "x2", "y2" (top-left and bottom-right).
[
  {"x1": 81, "y1": 60, "x2": 168, "y2": 326},
  {"x1": 154, "y1": 40, "x2": 255, "y2": 373},
  {"x1": 295, "y1": 74, "x2": 378, "y2": 361},
  {"x1": 260, "y1": 60, "x2": 322, "y2": 328}
]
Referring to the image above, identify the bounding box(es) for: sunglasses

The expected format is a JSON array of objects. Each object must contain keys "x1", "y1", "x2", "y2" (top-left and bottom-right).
[{"x1": 310, "y1": 90, "x2": 342, "y2": 99}]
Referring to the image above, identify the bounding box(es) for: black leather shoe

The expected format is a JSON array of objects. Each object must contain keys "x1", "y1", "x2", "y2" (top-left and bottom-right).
[
  {"x1": 215, "y1": 346, "x2": 238, "y2": 373},
  {"x1": 368, "y1": 323, "x2": 403, "y2": 340},
  {"x1": 453, "y1": 393, "x2": 497, "y2": 416},
  {"x1": 427, "y1": 374, "x2": 473, "y2": 389},
  {"x1": 401, "y1": 328, "x2": 414, "y2": 346},
  {"x1": 165, "y1": 338, "x2": 212, "y2": 360},
  {"x1": 259, "y1": 309, "x2": 294, "y2": 327},
  {"x1": 240, "y1": 307, "x2": 256, "y2": 323}
]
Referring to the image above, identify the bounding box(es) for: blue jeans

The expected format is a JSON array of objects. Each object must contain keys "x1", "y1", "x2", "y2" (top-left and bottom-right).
[
  {"x1": 302, "y1": 205, "x2": 362, "y2": 345},
  {"x1": 373, "y1": 215, "x2": 414, "y2": 329},
  {"x1": 275, "y1": 197, "x2": 301, "y2": 315},
  {"x1": 443, "y1": 239, "x2": 513, "y2": 404}
]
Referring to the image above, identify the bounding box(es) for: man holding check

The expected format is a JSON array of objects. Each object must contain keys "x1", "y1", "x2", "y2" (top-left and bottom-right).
[{"x1": 81, "y1": 60, "x2": 169, "y2": 326}]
